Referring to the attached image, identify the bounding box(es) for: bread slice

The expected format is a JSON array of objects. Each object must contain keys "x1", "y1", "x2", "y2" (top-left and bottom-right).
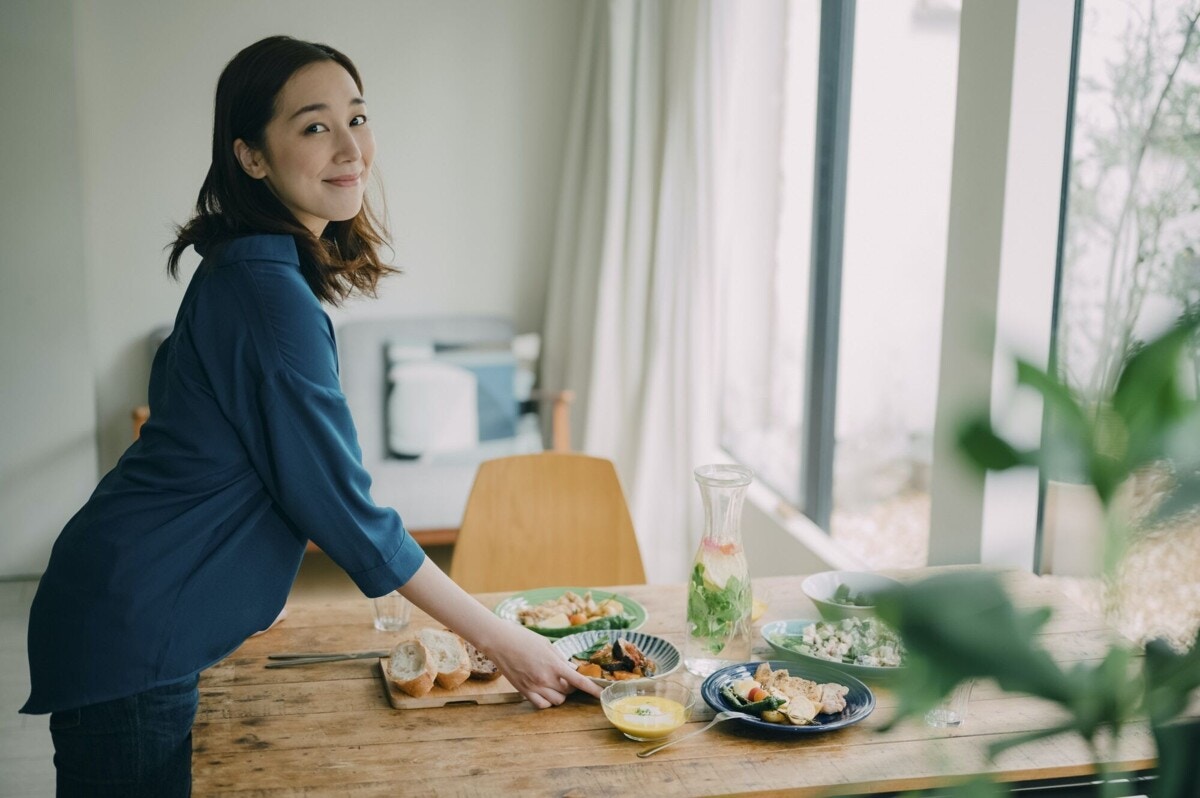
[
  {"x1": 387, "y1": 639, "x2": 436, "y2": 698},
  {"x1": 420, "y1": 629, "x2": 471, "y2": 690},
  {"x1": 463, "y1": 639, "x2": 501, "y2": 682}
]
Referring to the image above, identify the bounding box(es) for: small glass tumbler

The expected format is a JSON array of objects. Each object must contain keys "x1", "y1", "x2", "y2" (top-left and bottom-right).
[
  {"x1": 925, "y1": 680, "x2": 974, "y2": 727},
  {"x1": 371, "y1": 591, "x2": 412, "y2": 631}
]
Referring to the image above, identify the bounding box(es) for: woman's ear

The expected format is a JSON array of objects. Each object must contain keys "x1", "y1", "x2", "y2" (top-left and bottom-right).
[{"x1": 233, "y1": 139, "x2": 267, "y2": 179}]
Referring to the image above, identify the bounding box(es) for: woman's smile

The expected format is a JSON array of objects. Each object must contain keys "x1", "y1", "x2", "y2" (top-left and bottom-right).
[{"x1": 324, "y1": 172, "x2": 362, "y2": 187}]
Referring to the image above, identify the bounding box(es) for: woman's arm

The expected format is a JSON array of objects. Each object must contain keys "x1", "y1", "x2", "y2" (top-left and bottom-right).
[{"x1": 396, "y1": 558, "x2": 602, "y2": 708}]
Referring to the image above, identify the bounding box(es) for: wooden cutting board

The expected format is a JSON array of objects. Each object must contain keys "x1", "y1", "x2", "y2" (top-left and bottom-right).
[{"x1": 378, "y1": 659, "x2": 525, "y2": 709}]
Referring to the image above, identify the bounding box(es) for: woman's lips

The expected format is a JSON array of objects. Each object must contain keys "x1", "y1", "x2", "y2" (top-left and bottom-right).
[{"x1": 324, "y1": 174, "x2": 362, "y2": 187}]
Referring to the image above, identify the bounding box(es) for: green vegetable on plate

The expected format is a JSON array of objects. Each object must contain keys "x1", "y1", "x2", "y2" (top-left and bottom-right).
[{"x1": 532, "y1": 614, "x2": 632, "y2": 638}]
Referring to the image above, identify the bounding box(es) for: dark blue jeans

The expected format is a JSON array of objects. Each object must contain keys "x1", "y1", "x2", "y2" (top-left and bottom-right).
[{"x1": 49, "y1": 674, "x2": 199, "y2": 797}]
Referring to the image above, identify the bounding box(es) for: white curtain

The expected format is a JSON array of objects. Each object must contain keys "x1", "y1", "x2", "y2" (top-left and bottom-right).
[{"x1": 542, "y1": 0, "x2": 788, "y2": 583}]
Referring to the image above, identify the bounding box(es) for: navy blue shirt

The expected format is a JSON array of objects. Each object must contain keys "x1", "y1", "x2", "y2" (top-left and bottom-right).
[{"x1": 22, "y1": 234, "x2": 425, "y2": 714}]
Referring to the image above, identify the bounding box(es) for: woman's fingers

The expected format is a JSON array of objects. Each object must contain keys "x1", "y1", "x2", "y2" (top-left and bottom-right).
[
  {"x1": 560, "y1": 662, "x2": 603, "y2": 697},
  {"x1": 524, "y1": 685, "x2": 566, "y2": 709}
]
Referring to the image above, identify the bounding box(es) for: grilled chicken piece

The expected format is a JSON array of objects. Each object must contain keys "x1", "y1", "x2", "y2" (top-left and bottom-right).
[
  {"x1": 817, "y1": 682, "x2": 850, "y2": 714},
  {"x1": 752, "y1": 663, "x2": 849, "y2": 717}
]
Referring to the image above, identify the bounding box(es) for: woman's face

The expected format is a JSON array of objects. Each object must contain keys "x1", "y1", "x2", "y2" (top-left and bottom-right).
[{"x1": 235, "y1": 60, "x2": 375, "y2": 236}]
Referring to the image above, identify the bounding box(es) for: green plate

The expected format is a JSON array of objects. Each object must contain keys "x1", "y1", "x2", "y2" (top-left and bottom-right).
[{"x1": 493, "y1": 587, "x2": 647, "y2": 638}]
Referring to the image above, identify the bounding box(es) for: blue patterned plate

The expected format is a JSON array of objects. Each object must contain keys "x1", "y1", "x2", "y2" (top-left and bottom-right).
[
  {"x1": 552, "y1": 630, "x2": 681, "y2": 686},
  {"x1": 700, "y1": 659, "x2": 875, "y2": 734}
]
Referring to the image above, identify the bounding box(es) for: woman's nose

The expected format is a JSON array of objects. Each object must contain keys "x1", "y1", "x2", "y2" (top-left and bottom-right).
[{"x1": 334, "y1": 127, "x2": 362, "y2": 162}]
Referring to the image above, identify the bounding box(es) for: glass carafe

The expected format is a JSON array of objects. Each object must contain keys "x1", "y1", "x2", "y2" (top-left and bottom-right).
[{"x1": 683, "y1": 464, "x2": 754, "y2": 676}]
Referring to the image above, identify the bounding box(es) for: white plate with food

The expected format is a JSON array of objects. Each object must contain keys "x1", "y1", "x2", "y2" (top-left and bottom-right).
[
  {"x1": 493, "y1": 587, "x2": 647, "y2": 638},
  {"x1": 552, "y1": 630, "x2": 681, "y2": 686}
]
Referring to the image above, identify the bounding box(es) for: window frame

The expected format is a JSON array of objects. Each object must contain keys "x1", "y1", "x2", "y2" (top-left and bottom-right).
[
  {"x1": 730, "y1": 0, "x2": 1079, "y2": 573},
  {"x1": 799, "y1": 0, "x2": 857, "y2": 531}
]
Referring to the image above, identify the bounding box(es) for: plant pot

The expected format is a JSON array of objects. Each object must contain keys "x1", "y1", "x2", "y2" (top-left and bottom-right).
[
  {"x1": 1152, "y1": 717, "x2": 1200, "y2": 798},
  {"x1": 1041, "y1": 479, "x2": 1106, "y2": 576}
]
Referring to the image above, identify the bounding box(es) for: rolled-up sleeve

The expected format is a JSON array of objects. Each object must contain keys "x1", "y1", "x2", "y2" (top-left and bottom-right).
[{"x1": 251, "y1": 366, "x2": 426, "y2": 596}]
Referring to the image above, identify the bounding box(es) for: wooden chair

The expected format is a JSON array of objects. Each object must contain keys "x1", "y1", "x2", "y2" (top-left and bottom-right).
[
  {"x1": 132, "y1": 405, "x2": 150, "y2": 440},
  {"x1": 448, "y1": 452, "x2": 646, "y2": 593}
]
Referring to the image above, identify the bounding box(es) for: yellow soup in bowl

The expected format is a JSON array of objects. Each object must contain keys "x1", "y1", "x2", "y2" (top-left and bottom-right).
[
  {"x1": 600, "y1": 679, "x2": 695, "y2": 741},
  {"x1": 605, "y1": 696, "x2": 688, "y2": 740}
]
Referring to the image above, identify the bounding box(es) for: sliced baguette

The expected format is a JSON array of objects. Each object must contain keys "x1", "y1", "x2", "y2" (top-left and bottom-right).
[
  {"x1": 420, "y1": 628, "x2": 471, "y2": 690},
  {"x1": 463, "y1": 639, "x2": 502, "y2": 682},
  {"x1": 387, "y1": 639, "x2": 436, "y2": 698}
]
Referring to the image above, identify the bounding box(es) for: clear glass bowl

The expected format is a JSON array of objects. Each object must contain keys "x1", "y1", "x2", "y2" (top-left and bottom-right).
[{"x1": 600, "y1": 679, "x2": 695, "y2": 741}]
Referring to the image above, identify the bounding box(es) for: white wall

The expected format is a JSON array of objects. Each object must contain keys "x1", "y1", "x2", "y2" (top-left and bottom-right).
[
  {"x1": 0, "y1": 0, "x2": 99, "y2": 579},
  {"x1": 0, "y1": 0, "x2": 584, "y2": 577}
]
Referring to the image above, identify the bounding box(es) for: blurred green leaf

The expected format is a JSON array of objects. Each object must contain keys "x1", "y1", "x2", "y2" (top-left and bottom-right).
[
  {"x1": 1060, "y1": 646, "x2": 1140, "y2": 740},
  {"x1": 1143, "y1": 627, "x2": 1200, "y2": 725},
  {"x1": 1111, "y1": 313, "x2": 1200, "y2": 472},
  {"x1": 957, "y1": 418, "x2": 1036, "y2": 472},
  {"x1": 1016, "y1": 360, "x2": 1090, "y2": 439},
  {"x1": 1153, "y1": 718, "x2": 1200, "y2": 798},
  {"x1": 874, "y1": 573, "x2": 1076, "y2": 730}
]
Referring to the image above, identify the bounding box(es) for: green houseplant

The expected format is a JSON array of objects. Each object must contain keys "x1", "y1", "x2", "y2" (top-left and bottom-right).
[{"x1": 874, "y1": 311, "x2": 1200, "y2": 798}]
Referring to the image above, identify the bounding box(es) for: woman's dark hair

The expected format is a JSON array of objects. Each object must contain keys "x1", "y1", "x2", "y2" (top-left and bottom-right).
[{"x1": 168, "y1": 35, "x2": 394, "y2": 304}]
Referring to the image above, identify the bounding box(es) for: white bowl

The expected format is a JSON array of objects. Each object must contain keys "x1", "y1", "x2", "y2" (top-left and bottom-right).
[{"x1": 801, "y1": 570, "x2": 902, "y2": 621}]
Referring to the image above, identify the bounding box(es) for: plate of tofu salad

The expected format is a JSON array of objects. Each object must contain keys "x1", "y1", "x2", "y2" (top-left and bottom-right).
[
  {"x1": 761, "y1": 618, "x2": 906, "y2": 681},
  {"x1": 493, "y1": 587, "x2": 647, "y2": 638},
  {"x1": 701, "y1": 660, "x2": 874, "y2": 733}
]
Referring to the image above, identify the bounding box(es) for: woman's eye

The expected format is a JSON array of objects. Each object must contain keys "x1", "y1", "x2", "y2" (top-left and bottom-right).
[
  {"x1": 350, "y1": 114, "x2": 368, "y2": 126},
  {"x1": 305, "y1": 122, "x2": 329, "y2": 134}
]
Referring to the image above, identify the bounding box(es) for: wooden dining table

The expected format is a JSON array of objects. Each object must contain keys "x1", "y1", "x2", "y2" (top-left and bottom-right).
[{"x1": 191, "y1": 566, "x2": 1172, "y2": 796}]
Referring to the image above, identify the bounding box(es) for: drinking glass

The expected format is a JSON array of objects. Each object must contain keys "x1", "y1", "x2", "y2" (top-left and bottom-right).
[{"x1": 371, "y1": 591, "x2": 412, "y2": 631}]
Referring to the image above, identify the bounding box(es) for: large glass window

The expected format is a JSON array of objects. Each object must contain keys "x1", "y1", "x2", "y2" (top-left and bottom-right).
[
  {"x1": 1049, "y1": 0, "x2": 1200, "y2": 646},
  {"x1": 718, "y1": 0, "x2": 960, "y2": 571},
  {"x1": 718, "y1": 0, "x2": 820, "y2": 508},
  {"x1": 1058, "y1": 2, "x2": 1200, "y2": 404},
  {"x1": 830, "y1": 0, "x2": 960, "y2": 568}
]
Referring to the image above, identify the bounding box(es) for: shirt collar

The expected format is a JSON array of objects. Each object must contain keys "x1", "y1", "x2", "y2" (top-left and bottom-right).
[{"x1": 202, "y1": 234, "x2": 300, "y2": 266}]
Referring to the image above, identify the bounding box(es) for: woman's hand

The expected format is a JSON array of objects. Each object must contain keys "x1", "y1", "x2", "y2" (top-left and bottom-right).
[
  {"x1": 393, "y1": 558, "x2": 602, "y2": 708},
  {"x1": 480, "y1": 618, "x2": 603, "y2": 708}
]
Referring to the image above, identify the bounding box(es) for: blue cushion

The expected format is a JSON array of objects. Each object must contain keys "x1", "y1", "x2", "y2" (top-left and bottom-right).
[{"x1": 434, "y1": 348, "x2": 518, "y2": 441}]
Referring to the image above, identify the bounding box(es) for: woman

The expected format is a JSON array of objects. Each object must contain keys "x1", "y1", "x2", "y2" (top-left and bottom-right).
[{"x1": 22, "y1": 35, "x2": 599, "y2": 796}]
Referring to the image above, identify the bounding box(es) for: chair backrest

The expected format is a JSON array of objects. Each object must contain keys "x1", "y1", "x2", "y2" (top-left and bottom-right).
[{"x1": 449, "y1": 452, "x2": 646, "y2": 592}]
